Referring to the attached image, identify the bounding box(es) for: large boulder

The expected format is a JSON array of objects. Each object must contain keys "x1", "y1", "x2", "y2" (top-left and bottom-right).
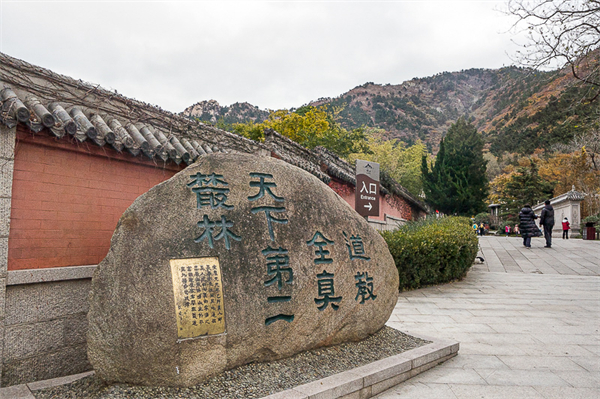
[{"x1": 87, "y1": 153, "x2": 398, "y2": 386}]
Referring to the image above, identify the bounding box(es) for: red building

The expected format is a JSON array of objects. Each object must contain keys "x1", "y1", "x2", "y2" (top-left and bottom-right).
[{"x1": 0, "y1": 52, "x2": 426, "y2": 386}]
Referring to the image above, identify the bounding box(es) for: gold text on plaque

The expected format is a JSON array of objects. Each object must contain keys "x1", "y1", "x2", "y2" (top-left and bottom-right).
[{"x1": 170, "y1": 257, "x2": 225, "y2": 339}]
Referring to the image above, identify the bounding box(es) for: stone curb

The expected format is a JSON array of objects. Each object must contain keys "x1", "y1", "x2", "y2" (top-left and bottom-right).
[
  {"x1": 0, "y1": 371, "x2": 94, "y2": 399},
  {"x1": 0, "y1": 334, "x2": 458, "y2": 399},
  {"x1": 6, "y1": 265, "x2": 97, "y2": 286},
  {"x1": 260, "y1": 333, "x2": 459, "y2": 399}
]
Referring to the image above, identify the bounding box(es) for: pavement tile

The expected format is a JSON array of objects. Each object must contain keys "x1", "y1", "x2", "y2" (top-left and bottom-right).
[
  {"x1": 357, "y1": 237, "x2": 598, "y2": 398},
  {"x1": 463, "y1": 332, "x2": 541, "y2": 345},
  {"x1": 497, "y1": 355, "x2": 588, "y2": 371},
  {"x1": 533, "y1": 334, "x2": 597, "y2": 345},
  {"x1": 569, "y1": 356, "x2": 600, "y2": 372},
  {"x1": 516, "y1": 344, "x2": 599, "y2": 357},
  {"x1": 478, "y1": 369, "x2": 571, "y2": 386},
  {"x1": 373, "y1": 382, "x2": 459, "y2": 399},
  {"x1": 553, "y1": 370, "x2": 600, "y2": 388},
  {"x1": 534, "y1": 386, "x2": 600, "y2": 399},
  {"x1": 450, "y1": 384, "x2": 545, "y2": 399},
  {"x1": 0, "y1": 385, "x2": 34, "y2": 399},
  {"x1": 458, "y1": 342, "x2": 529, "y2": 356},
  {"x1": 431, "y1": 323, "x2": 496, "y2": 334},
  {"x1": 410, "y1": 367, "x2": 487, "y2": 385},
  {"x1": 442, "y1": 354, "x2": 509, "y2": 370},
  {"x1": 579, "y1": 345, "x2": 599, "y2": 356}
]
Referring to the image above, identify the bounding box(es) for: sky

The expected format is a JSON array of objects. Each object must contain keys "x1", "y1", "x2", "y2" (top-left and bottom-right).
[{"x1": 0, "y1": 0, "x2": 526, "y2": 113}]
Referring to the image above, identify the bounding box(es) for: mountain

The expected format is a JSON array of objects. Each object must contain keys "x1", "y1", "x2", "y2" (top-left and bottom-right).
[
  {"x1": 183, "y1": 62, "x2": 598, "y2": 155},
  {"x1": 182, "y1": 100, "x2": 269, "y2": 125}
]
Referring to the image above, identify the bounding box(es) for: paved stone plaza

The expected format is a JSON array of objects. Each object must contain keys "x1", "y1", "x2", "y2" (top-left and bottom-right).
[{"x1": 378, "y1": 235, "x2": 600, "y2": 398}]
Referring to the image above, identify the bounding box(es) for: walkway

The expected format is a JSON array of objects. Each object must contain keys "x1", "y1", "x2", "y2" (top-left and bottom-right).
[{"x1": 377, "y1": 236, "x2": 600, "y2": 398}]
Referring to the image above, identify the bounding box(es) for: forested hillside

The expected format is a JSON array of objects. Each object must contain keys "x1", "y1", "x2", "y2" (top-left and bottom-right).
[{"x1": 183, "y1": 57, "x2": 598, "y2": 156}]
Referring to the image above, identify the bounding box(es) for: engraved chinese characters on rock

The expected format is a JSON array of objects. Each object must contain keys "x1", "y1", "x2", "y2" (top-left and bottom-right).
[
  {"x1": 343, "y1": 231, "x2": 371, "y2": 261},
  {"x1": 343, "y1": 230, "x2": 376, "y2": 304},
  {"x1": 187, "y1": 172, "x2": 233, "y2": 210},
  {"x1": 248, "y1": 173, "x2": 294, "y2": 326},
  {"x1": 249, "y1": 173, "x2": 288, "y2": 241},
  {"x1": 308, "y1": 232, "x2": 341, "y2": 311},
  {"x1": 355, "y1": 272, "x2": 376, "y2": 303},
  {"x1": 307, "y1": 230, "x2": 377, "y2": 311},
  {"x1": 87, "y1": 153, "x2": 400, "y2": 387},
  {"x1": 170, "y1": 258, "x2": 225, "y2": 339},
  {"x1": 189, "y1": 173, "x2": 240, "y2": 250}
]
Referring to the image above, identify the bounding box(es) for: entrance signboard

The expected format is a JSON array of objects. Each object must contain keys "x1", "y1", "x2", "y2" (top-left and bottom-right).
[{"x1": 355, "y1": 160, "x2": 380, "y2": 217}]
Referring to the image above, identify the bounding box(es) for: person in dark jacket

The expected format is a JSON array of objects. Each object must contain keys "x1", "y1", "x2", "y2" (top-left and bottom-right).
[
  {"x1": 539, "y1": 200, "x2": 555, "y2": 248},
  {"x1": 518, "y1": 204, "x2": 540, "y2": 248}
]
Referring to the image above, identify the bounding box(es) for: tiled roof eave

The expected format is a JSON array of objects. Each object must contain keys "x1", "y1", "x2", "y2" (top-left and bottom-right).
[
  {"x1": 0, "y1": 51, "x2": 427, "y2": 215},
  {"x1": 0, "y1": 52, "x2": 269, "y2": 166},
  {"x1": 532, "y1": 190, "x2": 586, "y2": 210}
]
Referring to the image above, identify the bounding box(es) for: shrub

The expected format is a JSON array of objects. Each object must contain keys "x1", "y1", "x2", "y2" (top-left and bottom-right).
[
  {"x1": 381, "y1": 216, "x2": 478, "y2": 291},
  {"x1": 498, "y1": 221, "x2": 515, "y2": 235},
  {"x1": 474, "y1": 212, "x2": 490, "y2": 225}
]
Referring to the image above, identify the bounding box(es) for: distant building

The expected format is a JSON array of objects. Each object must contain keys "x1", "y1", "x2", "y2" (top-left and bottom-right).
[
  {"x1": 533, "y1": 186, "x2": 585, "y2": 234},
  {"x1": 0, "y1": 52, "x2": 426, "y2": 386},
  {"x1": 488, "y1": 203, "x2": 502, "y2": 227}
]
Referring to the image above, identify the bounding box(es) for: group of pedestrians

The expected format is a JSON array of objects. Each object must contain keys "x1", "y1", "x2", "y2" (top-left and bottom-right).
[
  {"x1": 504, "y1": 224, "x2": 519, "y2": 236},
  {"x1": 518, "y1": 200, "x2": 571, "y2": 248}
]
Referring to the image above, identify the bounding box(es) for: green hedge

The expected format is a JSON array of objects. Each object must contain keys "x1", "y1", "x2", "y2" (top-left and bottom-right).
[{"x1": 381, "y1": 217, "x2": 478, "y2": 291}]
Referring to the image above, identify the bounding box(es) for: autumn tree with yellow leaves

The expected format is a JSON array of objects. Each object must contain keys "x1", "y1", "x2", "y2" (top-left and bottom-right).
[
  {"x1": 231, "y1": 105, "x2": 369, "y2": 158},
  {"x1": 347, "y1": 129, "x2": 428, "y2": 197}
]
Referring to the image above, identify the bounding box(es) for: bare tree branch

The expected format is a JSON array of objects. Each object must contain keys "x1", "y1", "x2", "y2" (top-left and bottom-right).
[{"x1": 507, "y1": 0, "x2": 600, "y2": 102}]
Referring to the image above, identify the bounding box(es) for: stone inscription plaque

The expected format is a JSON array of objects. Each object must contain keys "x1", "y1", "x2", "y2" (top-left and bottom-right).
[{"x1": 170, "y1": 257, "x2": 225, "y2": 339}]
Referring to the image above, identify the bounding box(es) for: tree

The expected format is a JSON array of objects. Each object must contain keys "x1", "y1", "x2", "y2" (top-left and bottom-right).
[
  {"x1": 539, "y1": 149, "x2": 600, "y2": 217},
  {"x1": 507, "y1": 0, "x2": 600, "y2": 101},
  {"x1": 552, "y1": 126, "x2": 600, "y2": 173},
  {"x1": 491, "y1": 158, "x2": 556, "y2": 222},
  {"x1": 484, "y1": 151, "x2": 503, "y2": 181},
  {"x1": 421, "y1": 118, "x2": 488, "y2": 215},
  {"x1": 347, "y1": 129, "x2": 428, "y2": 196},
  {"x1": 231, "y1": 105, "x2": 369, "y2": 158}
]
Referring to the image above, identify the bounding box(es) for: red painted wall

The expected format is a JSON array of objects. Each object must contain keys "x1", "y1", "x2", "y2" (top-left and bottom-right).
[
  {"x1": 8, "y1": 130, "x2": 183, "y2": 270},
  {"x1": 7, "y1": 128, "x2": 420, "y2": 271}
]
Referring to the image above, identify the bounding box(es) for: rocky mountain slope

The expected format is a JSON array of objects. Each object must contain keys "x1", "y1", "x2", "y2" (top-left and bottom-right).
[
  {"x1": 183, "y1": 62, "x2": 598, "y2": 155},
  {"x1": 182, "y1": 99, "x2": 269, "y2": 125}
]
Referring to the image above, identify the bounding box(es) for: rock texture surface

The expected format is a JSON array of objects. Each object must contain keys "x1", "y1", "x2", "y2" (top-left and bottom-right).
[{"x1": 87, "y1": 153, "x2": 398, "y2": 387}]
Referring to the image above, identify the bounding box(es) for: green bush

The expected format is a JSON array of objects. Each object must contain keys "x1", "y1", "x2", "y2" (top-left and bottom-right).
[
  {"x1": 474, "y1": 212, "x2": 490, "y2": 225},
  {"x1": 498, "y1": 221, "x2": 514, "y2": 235},
  {"x1": 381, "y1": 217, "x2": 478, "y2": 291},
  {"x1": 583, "y1": 214, "x2": 600, "y2": 225}
]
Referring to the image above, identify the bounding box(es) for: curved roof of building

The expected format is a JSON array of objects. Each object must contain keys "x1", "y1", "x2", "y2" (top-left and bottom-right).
[{"x1": 0, "y1": 52, "x2": 427, "y2": 213}]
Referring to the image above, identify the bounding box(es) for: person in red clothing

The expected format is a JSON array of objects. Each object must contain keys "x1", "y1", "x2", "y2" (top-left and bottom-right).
[{"x1": 562, "y1": 217, "x2": 570, "y2": 239}]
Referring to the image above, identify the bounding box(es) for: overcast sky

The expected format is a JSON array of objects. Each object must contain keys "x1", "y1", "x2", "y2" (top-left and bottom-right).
[{"x1": 1, "y1": 0, "x2": 525, "y2": 112}]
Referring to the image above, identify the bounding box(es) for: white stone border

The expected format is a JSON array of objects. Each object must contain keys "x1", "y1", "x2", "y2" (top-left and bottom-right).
[
  {"x1": 0, "y1": 332, "x2": 458, "y2": 399},
  {"x1": 261, "y1": 333, "x2": 459, "y2": 399},
  {"x1": 6, "y1": 265, "x2": 97, "y2": 286},
  {"x1": 0, "y1": 124, "x2": 17, "y2": 388}
]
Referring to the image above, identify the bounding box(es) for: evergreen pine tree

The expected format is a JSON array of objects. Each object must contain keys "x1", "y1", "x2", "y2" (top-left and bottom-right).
[
  {"x1": 421, "y1": 118, "x2": 488, "y2": 215},
  {"x1": 500, "y1": 160, "x2": 555, "y2": 222}
]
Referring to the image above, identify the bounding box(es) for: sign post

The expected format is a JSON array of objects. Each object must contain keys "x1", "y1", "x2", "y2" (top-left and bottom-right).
[{"x1": 355, "y1": 160, "x2": 380, "y2": 218}]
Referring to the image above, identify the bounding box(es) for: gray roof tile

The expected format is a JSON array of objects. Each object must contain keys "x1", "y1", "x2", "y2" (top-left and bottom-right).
[{"x1": 0, "y1": 52, "x2": 426, "y2": 213}]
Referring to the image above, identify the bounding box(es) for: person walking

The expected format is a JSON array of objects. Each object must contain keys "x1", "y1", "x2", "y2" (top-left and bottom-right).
[
  {"x1": 505, "y1": 225, "x2": 511, "y2": 237},
  {"x1": 514, "y1": 225, "x2": 520, "y2": 236},
  {"x1": 519, "y1": 204, "x2": 540, "y2": 248},
  {"x1": 539, "y1": 199, "x2": 555, "y2": 248},
  {"x1": 562, "y1": 217, "x2": 570, "y2": 239},
  {"x1": 479, "y1": 222, "x2": 485, "y2": 236}
]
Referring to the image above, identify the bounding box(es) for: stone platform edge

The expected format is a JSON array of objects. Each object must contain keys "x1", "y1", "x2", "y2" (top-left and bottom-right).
[
  {"x1": 261, "y1": 332, "x2": 459, "y2": 399},
  {"x1": 0, "y1": 333, "x2": 458, "y2": 399}
]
